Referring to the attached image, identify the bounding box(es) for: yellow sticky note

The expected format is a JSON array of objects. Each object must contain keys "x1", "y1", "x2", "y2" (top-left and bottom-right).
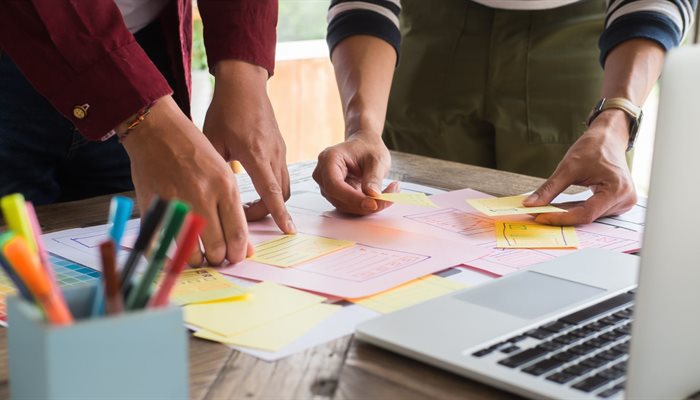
[
  {"x1": 349, "y1": 275, "x2": 467, "y2": 314},
  {"x1": 372, "y1": 192, "x2": 438, "y2": 208},
  {"x1": 250, "y1": 233, "x2": 355, "y2": 267},
  {"x1": 169, "y1": 268, "x2": 247, "y2": 306},
  {"x1": 467, "y1": 195, "x2": 566, "y2": 216},
  {"x1": 194, "y1": 303, "x2": 340, "y2": 352},
  {"x1": 495, "y1": 221, "x2": 579, "y2": 249},
  {"x1": 184, "y1": 281, "x2": 326, "y2": 336}
]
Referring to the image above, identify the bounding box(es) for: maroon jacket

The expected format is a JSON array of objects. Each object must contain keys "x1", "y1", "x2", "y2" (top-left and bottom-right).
[{"x1": 0, "y1": 0, "x2": 277, "y2": 140}]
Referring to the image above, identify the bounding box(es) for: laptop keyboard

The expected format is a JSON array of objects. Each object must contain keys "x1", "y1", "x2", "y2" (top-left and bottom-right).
[{"x1": 471, "y1": 292, "x2": 635, "y2": 398}]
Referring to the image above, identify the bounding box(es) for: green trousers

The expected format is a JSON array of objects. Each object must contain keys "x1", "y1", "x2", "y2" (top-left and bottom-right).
[{"x1": 383, "y1": 0, "x2": 606, "y2": 178}]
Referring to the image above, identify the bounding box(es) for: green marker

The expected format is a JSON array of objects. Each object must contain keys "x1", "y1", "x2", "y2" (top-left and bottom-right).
[{"x1": 125, "y1": 200, "x2": 191, "y2": 310}]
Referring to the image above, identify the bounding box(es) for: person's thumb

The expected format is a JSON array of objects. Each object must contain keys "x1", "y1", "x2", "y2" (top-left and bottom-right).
[{"x1": 361, "y1": 158, "x2": 384, "y2": 197}]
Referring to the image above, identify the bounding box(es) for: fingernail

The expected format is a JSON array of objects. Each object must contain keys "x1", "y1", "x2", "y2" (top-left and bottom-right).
[
  {"x1": 525, "y1": 193, "x2": 539, "y2": 204},
  {"x1": 287, "y1": 219, "x2": 297, "y2": 233},
  {"x1": 361, "y1": 198, "x2": 378, "y2": 211},
  {"x1": 367, "y1": 183, "x2": 381, "y2": 197}
]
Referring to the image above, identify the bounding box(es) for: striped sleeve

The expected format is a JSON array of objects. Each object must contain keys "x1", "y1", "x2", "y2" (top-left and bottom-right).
[
  {"x1": 326, "y1": 0, "x2": 401, "y2": 57},
  {"x1": 599, "y1": 0, "x2": 698, "y2": 64}
]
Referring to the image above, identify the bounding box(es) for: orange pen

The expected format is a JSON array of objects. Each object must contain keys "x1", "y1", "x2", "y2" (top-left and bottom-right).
[{"x1": 3, "y1": 236, "x2": 73, "y2": 325}]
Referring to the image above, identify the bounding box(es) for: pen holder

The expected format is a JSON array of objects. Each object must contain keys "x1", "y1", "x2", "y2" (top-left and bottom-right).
[{"x1": 7, "y1": 284, "x2": 189, "y2": 399}]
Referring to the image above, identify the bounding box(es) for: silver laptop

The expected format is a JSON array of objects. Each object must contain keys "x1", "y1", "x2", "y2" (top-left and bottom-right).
[{"x1": 356, "y1": 44, "x2": 700, "y2": 399}]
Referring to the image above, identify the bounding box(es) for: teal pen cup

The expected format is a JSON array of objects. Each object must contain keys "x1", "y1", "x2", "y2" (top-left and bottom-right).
[{"x1": 7, "y1": 284, "x2": 188, "y2": 399}]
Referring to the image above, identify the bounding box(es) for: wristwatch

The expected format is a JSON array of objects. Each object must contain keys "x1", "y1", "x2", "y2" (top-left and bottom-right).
[{"x1": 587, "y1": 97, "x2": 643, "y2": 151}]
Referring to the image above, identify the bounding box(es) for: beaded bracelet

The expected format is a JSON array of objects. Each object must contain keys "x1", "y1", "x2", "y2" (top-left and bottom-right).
[
  {"x1": 117, "y1": 101, "x2": 156, "y2": 141},
  {"x1": 101, "y1": 100, "x2": 156, "y2": 142}
]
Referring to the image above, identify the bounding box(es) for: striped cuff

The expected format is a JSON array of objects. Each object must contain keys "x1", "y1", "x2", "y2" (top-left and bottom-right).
[
  {"x1": 326, "y1": 1, "x2": 401, "y2": 61},
  {"x1": 599, "y1": 12, "x2": 682, "y2": 65}
]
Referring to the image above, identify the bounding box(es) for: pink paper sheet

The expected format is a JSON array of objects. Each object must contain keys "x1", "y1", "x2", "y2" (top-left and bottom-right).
[
  {"x1": 337, "y1": 188, "x2": 642, "y2": 277},
  {"x1": 219, "y1": 213, "x2": 489, "y2": 298}
]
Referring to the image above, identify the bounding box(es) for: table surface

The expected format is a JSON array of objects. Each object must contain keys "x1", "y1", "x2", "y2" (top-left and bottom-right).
[{"x1": 0, "y1": 151, "x2": 561, "y2": 399}]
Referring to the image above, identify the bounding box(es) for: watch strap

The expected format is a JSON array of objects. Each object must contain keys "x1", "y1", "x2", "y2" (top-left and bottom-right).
[{"x1": 587, "y1": 97, "x2": 643, "y2": 151}]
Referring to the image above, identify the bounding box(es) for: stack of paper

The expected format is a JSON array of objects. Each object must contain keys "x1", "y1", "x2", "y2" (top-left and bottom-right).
[{"x1": 185, "y1": 282, "x2": 340, "y2": 352}]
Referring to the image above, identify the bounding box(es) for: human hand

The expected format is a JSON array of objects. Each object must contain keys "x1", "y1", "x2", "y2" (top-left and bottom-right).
[
  {"x1": 121, "y1": 96, "x2": 253, "y2": 266},
  {"x1": 313, "y1": 131, "x2": 396, "y2": 215},
  {"x1": 523, "y1": 110, "x2": 637, "y2": 225},
  {"x1": 203, "y1": 60, "x2": 294, "y2": 234}
]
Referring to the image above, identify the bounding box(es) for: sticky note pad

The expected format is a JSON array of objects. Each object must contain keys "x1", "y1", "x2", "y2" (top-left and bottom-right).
[
  {"x1": 371, "y1": 193, "x2": 438, "y2": 208},
  {"x1": 466, "y1": 195, "x2": 566, "y2": 216},
  {"x1": 194, "y1": 303, "x2": 340, "y2": 352},
  {"x1": 349, "y1": 275, "x2": 467, "y2": 314},
  {"x1": 183, "y1": 281, "x2": 326, "y2": 336},
  {"x1": 249, "y1": 233, "x2": 355, "y2": 267},
  {"x1": 169, "y1": 268, "x2": 247, "y2": 306},
  {"x1": 495, "y1": 222, "x2": 579, "y2": 249}
]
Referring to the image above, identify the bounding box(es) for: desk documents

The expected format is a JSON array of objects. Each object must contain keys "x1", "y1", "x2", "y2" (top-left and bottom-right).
[
  {"x1": 223, "y1": 213, "x2": 488, "y2": 298},
  {"x1": 36, "y1": 161, "x2": 645, "y2": 361}
]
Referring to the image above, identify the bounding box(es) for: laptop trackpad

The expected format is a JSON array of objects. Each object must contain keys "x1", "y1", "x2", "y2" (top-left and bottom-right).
[{"x1": 455, "y1": 271, "x2": 605, "y2": 320}]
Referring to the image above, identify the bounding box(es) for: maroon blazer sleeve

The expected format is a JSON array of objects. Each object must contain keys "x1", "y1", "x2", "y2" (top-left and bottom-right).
[
  {"x1": 0, "y1": 0, "x2": 172, "y2": 140},
  {"x1": 198, "y1": 0, "x2": 277, "y2": 76}
]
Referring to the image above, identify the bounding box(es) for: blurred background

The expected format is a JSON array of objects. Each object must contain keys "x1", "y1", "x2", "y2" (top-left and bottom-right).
[
  {"x1": 191, "y1": 0, "x2": 342, "y2": 167},
  {"x1": 191, "y1": 0, "x2": 675, "y2": 196}
]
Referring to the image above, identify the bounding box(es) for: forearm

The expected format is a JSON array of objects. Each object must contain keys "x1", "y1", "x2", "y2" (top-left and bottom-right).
[
  {"x1": 601, "y1": 39, "x2": 665, "y2": 104},
  {"x1": 595, "y1": 39, "x2": 665, "y2": 140},
  {"x1": 331, "y1": 36, "x2": 396, "y2": 138}
]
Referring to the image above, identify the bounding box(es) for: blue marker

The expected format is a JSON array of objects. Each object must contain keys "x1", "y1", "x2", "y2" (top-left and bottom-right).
[
  {"x1": 108, "y1": 196, "x2": 134, "y2": 248},
  {"x1": 92, "y1": 196, "x2": 134, "y2": 317}
]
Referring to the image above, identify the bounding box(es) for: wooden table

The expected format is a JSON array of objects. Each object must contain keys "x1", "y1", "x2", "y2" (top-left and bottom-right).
[{"x1": 0, "y1": 151, "x2": 557, "y2": 399}]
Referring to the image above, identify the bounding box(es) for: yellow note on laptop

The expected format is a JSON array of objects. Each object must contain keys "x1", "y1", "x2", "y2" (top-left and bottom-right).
[
  {"x1": 372, "y1": 192, "x2": 438, "y2": 208},
  {"x1": 250, "y1": 233, "x2": 355, "y2": 268},
  {"x1": 467, "y1": 195, "x2": 566, "y2": 216},
  {"x1": 495, "y1": 221, "x2": 579, "y2": 249}
]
